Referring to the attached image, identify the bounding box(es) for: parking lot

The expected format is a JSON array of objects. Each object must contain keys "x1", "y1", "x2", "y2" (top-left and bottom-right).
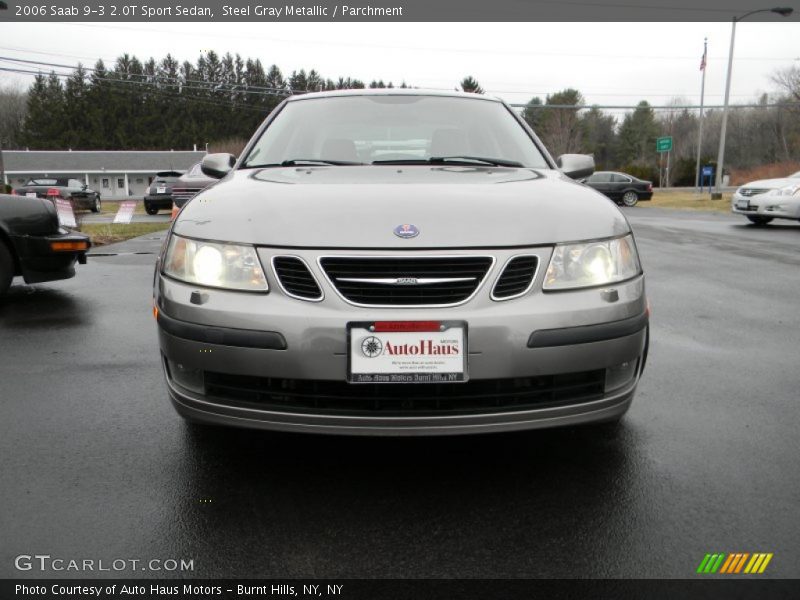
[{"x1": 1, "y1": 207, "x2": 799, "y2": 579}]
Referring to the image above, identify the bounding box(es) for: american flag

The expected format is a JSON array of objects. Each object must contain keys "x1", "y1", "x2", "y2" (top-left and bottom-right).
[{"x1": 700, "y1": 42, "x2": 707, "y2": 71}]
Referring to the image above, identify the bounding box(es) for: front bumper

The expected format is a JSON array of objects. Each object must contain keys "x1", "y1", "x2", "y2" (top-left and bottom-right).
[
  {"x1": 13, "y1": 229, "x2": 90, "y2": 284},
  {"x1": 155, "y1": 246, "x2": 648, "y2": 435},
  {"x1": 731, "y1": 192, "x2": 800, "y2": 219}
]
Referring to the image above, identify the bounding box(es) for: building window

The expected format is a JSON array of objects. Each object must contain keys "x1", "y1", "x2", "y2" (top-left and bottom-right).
[
  {"x1": 117, "y1": 178, "x2": 124, "y2": 189},
  {"x1": 102, "y1": 178, "x2": 110, "y2": 189},
  {"x1": 136, "y1": 178, "x2": 143, "y2": 184}
]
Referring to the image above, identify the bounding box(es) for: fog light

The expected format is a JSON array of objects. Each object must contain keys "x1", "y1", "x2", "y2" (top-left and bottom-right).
[
  {"x1": 605, "y1": 360, "x2": 638, "y2": 392},
  {"x1": 167, "y1": 359, "x2": 204, "y2": 394}
]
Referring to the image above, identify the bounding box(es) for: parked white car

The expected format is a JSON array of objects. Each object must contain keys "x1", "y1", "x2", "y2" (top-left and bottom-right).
[{"x1": 732, "y1": 171, "x2": 800, "y2": 225}]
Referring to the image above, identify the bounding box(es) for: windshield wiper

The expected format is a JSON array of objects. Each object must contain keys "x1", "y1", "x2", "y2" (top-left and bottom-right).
[
  {"x1": 243, "y1": 159, "x2": 363, "y2": 168},
  {"x1": 372, "y1": 156, "x2": 523, "y2": 168}
]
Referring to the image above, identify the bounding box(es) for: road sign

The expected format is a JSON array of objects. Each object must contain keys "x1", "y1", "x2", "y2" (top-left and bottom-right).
[{"x1": 657, "y1": 136, "x2": 673, "y2": 153}]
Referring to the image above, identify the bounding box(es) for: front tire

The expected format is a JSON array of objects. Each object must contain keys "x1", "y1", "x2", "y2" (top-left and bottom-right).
[
  {"x1": 0, "y1": 241, "x2": 14, "y2": 297},
  {"x1": 91, "y1": 195, "x2": 101, "y2": 213},
  {"x1": 621, "y1": 191, "x2": 639, "y2": 207},
  {"x1": 747, "y1": 216, "x2": 773, "y2": 226},
  {"x1": 144, "y1": 203, "x2": 159, "y2": 215}
]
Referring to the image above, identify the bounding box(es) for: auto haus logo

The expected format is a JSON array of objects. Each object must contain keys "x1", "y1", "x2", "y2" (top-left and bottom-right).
[{"x1": 360, "y1": 336, "x2": 460, "y2": 358}]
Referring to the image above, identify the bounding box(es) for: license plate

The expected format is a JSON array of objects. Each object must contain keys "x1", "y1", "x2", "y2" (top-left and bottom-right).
[
  {"x1": 157, "y1": 186, "x2": 167, "y2": 194},
  {"x1": 347, "y1": 321, "x2": 468, "y2": 383},
  {"x1": 737, "y1": 200, "x2": 749, "y2": 209},
  {"x1": 26, "y1": 192, "x2": 37, "y2": 198}
]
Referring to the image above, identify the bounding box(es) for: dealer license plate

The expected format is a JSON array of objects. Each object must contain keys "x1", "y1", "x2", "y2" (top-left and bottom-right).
[
  {"x1": 347, "y1": 321, "x2": 468, "y2": 383},
  {"x1": 737, "y1": 199, "x2": 749, "y2": 210}
]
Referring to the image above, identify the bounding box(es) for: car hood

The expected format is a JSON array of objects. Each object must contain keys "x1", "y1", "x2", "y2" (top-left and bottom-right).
[
  {"x1": 174, "y1": 166, "x2": 631, "y2": 248},
  {"x1": 740, "y1": 177, "x2": 800, "y2": 190}
]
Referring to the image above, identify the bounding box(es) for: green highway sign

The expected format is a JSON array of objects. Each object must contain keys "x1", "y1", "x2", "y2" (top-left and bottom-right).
[{"x1": 656, "y1": 136, "x2": 673, "y2": 153}]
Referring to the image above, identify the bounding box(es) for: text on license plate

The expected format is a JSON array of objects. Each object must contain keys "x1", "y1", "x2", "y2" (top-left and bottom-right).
[{"x1": 347, "y1": 321, "x2": 467, "y2": 383}]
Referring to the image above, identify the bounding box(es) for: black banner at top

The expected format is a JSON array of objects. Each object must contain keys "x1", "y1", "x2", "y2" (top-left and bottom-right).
[{"x1": 1, "y1": 0, "x2": 799, "y2": 22}]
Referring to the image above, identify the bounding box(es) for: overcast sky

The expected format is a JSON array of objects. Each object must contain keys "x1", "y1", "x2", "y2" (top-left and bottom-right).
[{"x1": 0, "y1": 21, "x2": 798, "y2": 112}]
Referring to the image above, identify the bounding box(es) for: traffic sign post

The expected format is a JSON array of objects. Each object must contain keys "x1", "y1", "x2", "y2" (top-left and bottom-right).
[{"x1": 657, "y1": 137, "x2": 673, "y2": 188}]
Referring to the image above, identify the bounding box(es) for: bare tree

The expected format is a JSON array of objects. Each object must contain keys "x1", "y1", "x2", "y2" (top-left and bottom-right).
[{"x1": 0, "y1": 83, "x2": 28, "y2": 148}]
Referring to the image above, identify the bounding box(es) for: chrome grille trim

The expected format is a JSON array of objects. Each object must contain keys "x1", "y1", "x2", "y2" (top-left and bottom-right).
[{"x1": 317, "y1": 254, "x2": 496, "y2": 308}]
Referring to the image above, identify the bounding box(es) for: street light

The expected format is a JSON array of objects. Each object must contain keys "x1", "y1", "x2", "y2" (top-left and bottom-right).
[{"x1": 712, "y1": 6, "x2": 794, "y2": 198}]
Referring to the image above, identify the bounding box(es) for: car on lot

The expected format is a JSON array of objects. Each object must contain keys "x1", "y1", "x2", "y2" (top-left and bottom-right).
[
  {"x1": 143, "y1": 170, "x2": 183, "y2": 215},
  {"x1": 0, "y1": 193, "x2": 90, "y2": 296},
  {"x1": 731, "y1": 171, "x2": 800, "y2": 225},
  {"x1": 170, "y1": 162, "x2": 217, "y2": 209},
  {"x1": 581, "y1": 171, "x2": 653, "y2": 207},
  {"x1": 14, "y1": 178, "x2": 102, "y2": 213},
  {"x1": 154, "y1": 89, "x2": 649, "y2": 436}
]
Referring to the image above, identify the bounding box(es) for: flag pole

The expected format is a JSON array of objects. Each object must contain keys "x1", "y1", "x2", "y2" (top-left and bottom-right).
[{"x1": 694, "y1": 38, "x2": 708, "y2": 193}]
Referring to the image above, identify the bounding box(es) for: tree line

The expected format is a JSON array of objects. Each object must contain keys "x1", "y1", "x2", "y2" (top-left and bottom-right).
[{"x1": 2, "y1": 57, "x2": 799, "y2": 187}]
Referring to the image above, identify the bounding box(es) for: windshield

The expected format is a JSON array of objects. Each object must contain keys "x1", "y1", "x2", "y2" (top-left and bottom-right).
[
  {"x1": 27, "y1": 179, "x2": 59, "y2": 186},
  {"x1": 241, "y1": 95, "x2": 549, "y2": 169}
]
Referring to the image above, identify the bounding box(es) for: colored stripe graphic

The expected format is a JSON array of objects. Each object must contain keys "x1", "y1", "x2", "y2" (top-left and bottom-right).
[{"x1": 698, "y1": 552, "x2": 773, "y2": 574}]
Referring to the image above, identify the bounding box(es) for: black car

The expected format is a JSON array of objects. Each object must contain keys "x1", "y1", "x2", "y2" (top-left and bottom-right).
[
  {"x1": 0, "y1": 194, "x2": 90, "y2": 296},
  {"x1": 143, "y1": 170, "x2": 183, "y2": 215},
  {"x1": 14, "y1": 178, "x2": 102, "y2": 213},
  {"x1": 582, "y1": 171, "x2": 653, "y2": 206}
]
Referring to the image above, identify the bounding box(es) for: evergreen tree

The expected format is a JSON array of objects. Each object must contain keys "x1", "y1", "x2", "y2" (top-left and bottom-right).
[{"x1": 459, "y1": 76, "x2": 484, "y2": 94}]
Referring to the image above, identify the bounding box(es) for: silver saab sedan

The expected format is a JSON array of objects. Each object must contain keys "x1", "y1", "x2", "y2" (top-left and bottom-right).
[{"x1": 154, "y1": 89, "x2": 649, "y2": 436}]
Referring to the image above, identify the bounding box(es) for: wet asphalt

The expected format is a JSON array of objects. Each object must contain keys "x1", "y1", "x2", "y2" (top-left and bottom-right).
[{"x1": 1, "y1": 207, "x2": 799, "y2": 579}]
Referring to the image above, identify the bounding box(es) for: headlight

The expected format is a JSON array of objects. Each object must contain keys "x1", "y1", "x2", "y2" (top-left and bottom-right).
[
  {"x1": 774, "y1": 185, "x2": 800, "y2": 197},
  {"x1": 162, "y1": 234, "x2": 268, "y2": 292},
  {"x1": 544, "y1": 234, "x2": 641, "y2": 290}
]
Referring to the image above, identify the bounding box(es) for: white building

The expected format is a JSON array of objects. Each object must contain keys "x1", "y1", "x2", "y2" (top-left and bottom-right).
[{"x1": 2, "y1": 150, "x2": 207, "y2": 198}]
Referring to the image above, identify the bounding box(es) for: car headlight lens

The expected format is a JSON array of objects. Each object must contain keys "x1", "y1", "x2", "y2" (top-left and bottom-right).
[
  {"x1": 775, "y1": 184, "x2": 800, "y2": 197},
  {"x1": 544, "y1": 234, "x2": 641, "y2": 290},
  {"x1": 163, "y1": 234, "x2": 268, "y2": 291}
]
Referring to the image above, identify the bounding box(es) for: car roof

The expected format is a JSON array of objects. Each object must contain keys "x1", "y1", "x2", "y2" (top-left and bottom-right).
[{"x1": 285, "y1": 88, "x2": 504, "y2": 103}]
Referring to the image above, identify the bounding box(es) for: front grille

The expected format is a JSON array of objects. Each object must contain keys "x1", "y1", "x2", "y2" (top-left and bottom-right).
[
  {"x1": 492, "y1": 255, "x2": 538, "y2": 299},
  {"x1": 204, "y1": 370, "x2": 606, "y2": 416},
  {"x1": 171, "y1": 187, "x2": 204, "y2": 205},
  {"x1": 273, "y1": 256, "x2": 323, "y2": 301},
  {"x1": 319, "y1": 255, "x2": 494, "y2": 306},
  {"x1": 740, "y1": 188, "x2": 769, "y2": 197}
]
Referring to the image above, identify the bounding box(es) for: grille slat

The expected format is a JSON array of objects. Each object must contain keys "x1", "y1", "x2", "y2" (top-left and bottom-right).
[
  {"x1": 204, "y1": 370, "x2": 606, "y2": 416},
  {"x1": 492, "y1": 256, "x2": 538, "y2": 299},
  {"x1": 320, "y1": 256, "x2": 493, "y2": 306},
  {"x1": 273, "y1": 257, "x2": 323, "y2": 301}
]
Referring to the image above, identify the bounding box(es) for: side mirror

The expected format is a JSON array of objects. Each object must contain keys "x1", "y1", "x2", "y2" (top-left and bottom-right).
[
  {"x1": 81, "y1": 184, "x2": 88, "y2": 190},
  {"x1": 201, "y1": 153, "x2": 236, "y2": 179},
  {"x1": 557, "y1": 154, "x2": 595, "y2": 180}
]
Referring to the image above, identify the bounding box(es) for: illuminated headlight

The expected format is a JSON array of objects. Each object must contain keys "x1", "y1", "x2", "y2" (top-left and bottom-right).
[
  {"x1": 544, "y1": 234, "x2": 641, "y2": 290},
  {"x1": 162, "y1": 234, "x2": 268, "y2": 292}
]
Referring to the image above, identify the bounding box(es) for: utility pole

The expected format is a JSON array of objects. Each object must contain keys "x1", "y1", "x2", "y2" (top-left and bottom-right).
[
  {"x1": 713, "y1": 7, "x2": 794, "y2": 199},
  {"x1": 694, "y1": 38, "x2": 707, "y2": 193},
  {"x1": 0, "y1": 138, "x2": 6, "y2": 191}
]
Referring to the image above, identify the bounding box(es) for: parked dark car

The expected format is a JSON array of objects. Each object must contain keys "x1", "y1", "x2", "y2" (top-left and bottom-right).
[
  {"x1": 582, "y1": 171, "x2": 653, "y2": 206},
  {"x1": 0, "y1": 194, "x2": 90, "y2": 296},
  {"x1": 171, "y1": 162, "x2": 218, "y2": 209},
  {"x1": 143, "y1": 170, "x2": 183, "y2": 215},
  {"x1": 14, "y1": 178, "x2": 102, "y2": 212}
]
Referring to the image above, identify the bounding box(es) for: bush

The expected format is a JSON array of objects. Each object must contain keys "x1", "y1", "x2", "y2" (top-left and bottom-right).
[
  {"x1": 620, "y1": 163, "x2": 659, "y2": 185},
  {"x1": 2, "y1": 183, "x2": 12, "y2": 194},
  {"x1": 730, "y1": 161, "x2": 800, "y2": 186}
]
